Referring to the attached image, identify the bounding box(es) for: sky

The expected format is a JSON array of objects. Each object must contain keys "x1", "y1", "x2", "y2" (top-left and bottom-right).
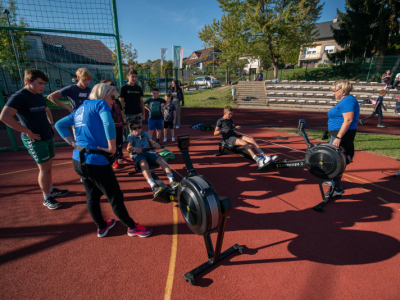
[{"x1": 116, "y1": 0, "x2": 346, "y2": 63}]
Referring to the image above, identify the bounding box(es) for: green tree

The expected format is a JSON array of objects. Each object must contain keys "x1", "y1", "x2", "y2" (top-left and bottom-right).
[
  {"x1": 112, "y1": 36, "x2": 138, "y2": 79},
  {"x1": 212, "y1": 0, "x2": 323, "y2": 79},
  {"x1": 331, "y1": 0, "x2": 400, "y2": 58},
  {"x1": 0, "y1": 0, "x2": 31, "y2": 81},
  {"x1": 199, "y1": 12, "x2": 248, "y2": 83}
]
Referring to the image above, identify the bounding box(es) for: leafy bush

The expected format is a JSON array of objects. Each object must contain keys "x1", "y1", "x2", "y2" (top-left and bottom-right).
[{"x1": 318, "y1": 64, "x2": 324, "y2": 68}]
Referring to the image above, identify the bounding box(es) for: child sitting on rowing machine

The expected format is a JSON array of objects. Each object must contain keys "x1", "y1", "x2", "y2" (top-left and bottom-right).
[
  {"x1": 127, "y1": 121, "x2": 179, "y2": 196},
  {"x1": 214, "y1": 106, "x2": 278, "y2": 168}
]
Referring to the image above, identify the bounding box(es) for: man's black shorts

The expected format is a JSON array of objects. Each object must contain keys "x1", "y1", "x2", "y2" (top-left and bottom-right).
[
  {"x1": 224, "y1": 133, "x2": 243, "y2": 147},
  {"x1": 164, "y1": 121, "x2": 174, "y2": 129}
]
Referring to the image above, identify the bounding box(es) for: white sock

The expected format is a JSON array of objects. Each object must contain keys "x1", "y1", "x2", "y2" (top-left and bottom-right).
[
  {"x1": 43, "y1": 193, "x2": 52, "y2": 200},
  {"x1": 50, "y1": 183, "x2": 53, "y2": 192},
  {"x1": 260, "y1": 152, "x2": 266, "y2": 158},
  {"x1": 147, "y1": 178, "x2": 156, "y2": 187},
  {"x1": 253, "y1": 155, "x2": 259, "y2": 162},
  {"x1": 167, "y1": 173, "x2": 174, "y2": 183}
]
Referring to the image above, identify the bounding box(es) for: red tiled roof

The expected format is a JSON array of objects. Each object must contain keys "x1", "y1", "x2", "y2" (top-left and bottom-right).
[
  {"x1": 40, "y1": 34, "x2": 114, "y2": 64},
  {"x1": 184, "y1": 48, "x2": 221, "y2": 65}
]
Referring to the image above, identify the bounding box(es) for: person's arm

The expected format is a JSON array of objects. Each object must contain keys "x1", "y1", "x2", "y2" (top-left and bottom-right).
[
  {"x1": 47, "y1": 91, "x2": 73, "y2": 113},
  {"x1": 149, "y1": 138, "x2": 161, "y2": 149},
  {"x1": 55, "y1": 115, "x2": 75, "y2": 146},
  {"x1": 178, "y1": 89, "x2": 184, "y2": 106},
  {"x1": 119, "y1": 96, "x2": 127, "y2": 119},
  {"x1": 0, "y1": 106, "x2": 41, "y2": 141},
  {"x1": 140, "y1": 96, "x2": 146, "y2": 121},
  {"x1": 45, "y1": 107, "x2": 55, "y2": 131},
  {"x1": 214, "y1": 126, "x2": 228, "y2": 136},
  {"x1": 332, "y1": 111, "x2": 354, "y2": 147},
  {"x1": 96, "y1": 110, "x2": 116, "y2": 155}
]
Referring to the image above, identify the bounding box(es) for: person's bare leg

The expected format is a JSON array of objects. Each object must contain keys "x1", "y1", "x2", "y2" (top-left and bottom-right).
[
  {"x1": 38, "y1": 159, "x2": 52, "y2": 195},
  {"x1": 148, "y1": 130, "x2": 154, "y2": 140},
  {"x1": 241, "y1": 136, "x2": 263, "y2": 155},
  {"x1": 235, "y1": 139, "x2": 256, "y2": 158},
  {"x1": 171, "y1": 128, "x2": 175, "y2": 137},
  {"x1": 139, "y1": 160, "x2": 151, "y2": 181},
  {"x1": 163, "y1": 128, "x2": 168, "y2": 139},
  {"x1": 156, "y1": 129, "x2": 161, "y2": 140},
  {"x1": 157, "y1": 157, "x2": 172, "y2": 175}
]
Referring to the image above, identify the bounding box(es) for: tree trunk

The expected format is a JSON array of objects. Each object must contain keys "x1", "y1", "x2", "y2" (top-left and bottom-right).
[
  {"x1": 225, "y1": 66, "x2": 228, "y2": 84},
  {"x1": 272, "y1": 57, "x2": 279, "y2": 79}
]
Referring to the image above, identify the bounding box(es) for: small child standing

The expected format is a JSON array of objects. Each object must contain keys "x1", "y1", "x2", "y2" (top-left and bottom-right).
[
  {"x1": 395, "y1": 95, "x2": 400, "y2": 114},
  {"x1": 144, "y1": 88, "x2": 166, "y2": 143},
  {"x1": 162, "y1": 93, "x2": 176, "y2": 142}
]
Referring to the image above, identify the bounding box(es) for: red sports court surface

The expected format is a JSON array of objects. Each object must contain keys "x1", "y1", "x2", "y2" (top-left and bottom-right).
[{"x1": 0, "y1": 126, "x2": 400, "y2": 299}]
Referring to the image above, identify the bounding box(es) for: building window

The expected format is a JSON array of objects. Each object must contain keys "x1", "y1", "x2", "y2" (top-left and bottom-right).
[
  {"x1": 324, "y1": 45, "x2": 335, "y2": 53},
  {"x1": 307, "y1": 47, "x2": 317, "y2": 55}
]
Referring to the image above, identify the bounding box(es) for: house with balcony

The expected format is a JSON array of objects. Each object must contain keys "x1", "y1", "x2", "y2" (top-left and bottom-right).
[
  {"x1": 183, "y1": 48, "x2": 222, "y2": 71},
  {"x1": 298, "y1": 18, "x2": 343, "y2": 68}
]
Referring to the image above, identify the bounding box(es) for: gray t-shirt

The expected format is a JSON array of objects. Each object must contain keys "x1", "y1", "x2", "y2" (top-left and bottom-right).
[
  {"x1": 127, "y1": 131, "x2": 152, "y2": 149},
  {"x1": 59, "y1": 84, "x2": 92, "y2": 110}
]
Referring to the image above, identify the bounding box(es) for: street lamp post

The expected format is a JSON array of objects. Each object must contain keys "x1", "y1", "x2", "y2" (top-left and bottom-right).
[{"x1": 3, "y1": 9, "x2": 24, "y2": 87}]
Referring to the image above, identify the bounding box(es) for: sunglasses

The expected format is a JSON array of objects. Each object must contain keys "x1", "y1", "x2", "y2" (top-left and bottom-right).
[
  {"x1": 333, "y1": 88, "x2": 342, "y2": 93},
  {"x1": 130, "y1": 126, "x2": 142, "y2": 130},
  {"x1": 111, "y1": 95, "x2": 116, "y2": 100}
]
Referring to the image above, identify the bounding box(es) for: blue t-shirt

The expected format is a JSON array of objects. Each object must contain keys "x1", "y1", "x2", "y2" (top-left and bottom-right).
[
  {"x1": 375, "y1": 96, "x2": 383, "y2": 109},
  {"x1": 6, "y1": 89, "x2": 54, "y2": 141},
  {"x1": 127, "y1": 131, "x2": 152, "y2": 149},
  {"x1": 327, "y1": 95, "x2": 360, "y2": 131},
  {"x1": 69, "y1": 100, "x2": 113, "y2": 165},
  {"x1": 257, "y1": 73, "x2": 263, "y2": 80},
  {"x1": 59, "y1": 84, "x2": 92, "y2": 110},
  {"x1": 163, "y1": 103, "x2": 176, "y2": 122}
]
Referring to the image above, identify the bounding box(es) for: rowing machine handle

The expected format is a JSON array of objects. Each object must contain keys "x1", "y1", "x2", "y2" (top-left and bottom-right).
[
  {"x1": 298, "y1": 119, "x2": 313, "y2": 148},
  {"x1": 130, "y1": 146, "x2": 165, "y2": 155}
]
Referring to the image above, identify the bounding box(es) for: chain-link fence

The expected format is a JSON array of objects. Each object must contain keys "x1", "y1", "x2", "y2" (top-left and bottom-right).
[{"x1": 0, "y1": 0, "x2": 123, "y2": 151}]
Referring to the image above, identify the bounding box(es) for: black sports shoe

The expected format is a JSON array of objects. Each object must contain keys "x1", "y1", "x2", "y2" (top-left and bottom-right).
[
  {"x1": 324, "y1": 188, "x2": 345, "y2": 198},
  {"x1": 151, "y1": 184, "x2": 164, "y2": 197},
  {"x1": 170, "y1": 178, "x2": 180, "y2": 189},
  {"x1": 43, "y1": 196, "x2": 62, "y2": 210},
  {"x1": 51, "y1": 188, "x2": 69, "y2": 198}
]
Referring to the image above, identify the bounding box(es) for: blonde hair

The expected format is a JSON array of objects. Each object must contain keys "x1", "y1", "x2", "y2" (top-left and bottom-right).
[
  {"x1": 330, "y1": 80, "x2": 353, "y2": 96},
  {"x1": 89, "y1": 83, "x2": 118, "y2": 100},
  {"x1": 379, "y1": 90, "x2": 387, "y2": 96},
  {"x1": 76, "y1": 68, "x2": 92, "y2": 80},
  {"x1": 224, "y1": 106, "x2": 233, "y2": 113}
]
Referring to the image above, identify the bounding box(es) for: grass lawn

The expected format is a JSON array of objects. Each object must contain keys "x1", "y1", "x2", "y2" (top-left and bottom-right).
[{"x1": 274, "y1": 128, "x2": 400, "y2": 159}]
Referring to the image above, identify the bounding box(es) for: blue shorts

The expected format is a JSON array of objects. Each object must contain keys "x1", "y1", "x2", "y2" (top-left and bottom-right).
[
  {"x1": 132, "y1": 151, "x2": 160, "y2": 170},
  {"x1": 148, "y1": 118, "x2": 163, "y2": 130}
]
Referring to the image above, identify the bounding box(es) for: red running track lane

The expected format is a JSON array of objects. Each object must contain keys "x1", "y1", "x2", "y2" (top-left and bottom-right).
[{"x1": 0, "y1": 126, "x2": 400, "y2": 299}]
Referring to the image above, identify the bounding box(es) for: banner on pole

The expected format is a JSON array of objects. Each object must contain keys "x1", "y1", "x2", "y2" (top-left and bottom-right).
[
  {"x1": 180, "y1": 48, "x2": 184, "y2": 68},
  {"x1": 173, "y1": 45, "x2": 181, "y2": 68},
  {"x1": 161, "y1": 48, "x2": 168, "y2": 66}
]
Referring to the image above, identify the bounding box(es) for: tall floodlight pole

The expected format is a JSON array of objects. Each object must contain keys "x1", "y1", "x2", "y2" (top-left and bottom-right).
[
  {"x1": 213, "y1": 45, "x2": 215, "y2": 75},
  {"x1": 3, "y1": 9, "x2": 24, "y2": 87}
]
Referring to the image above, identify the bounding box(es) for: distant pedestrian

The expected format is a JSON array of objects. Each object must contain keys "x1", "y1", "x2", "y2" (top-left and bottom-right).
[
  {"x1": 359, "y1": 90, "x2": 387, "y2": 127},
  {"x1": 394, "y1": 95, "x2": 400, "y2": 114},
  {"x1": 162, "y1": 93, "x2": 176, "y2": 142},
  {"x1": 169, "y1": 80, "x2": 184, "y2": 129},
  {"x1": 210, "y1": 73, "x2": 215, "y2": 89},
  {"x1": 381, "y1": 70, "x2": 393, "y2": 89},
  {"x1": 393, "y1": 72, "x2": 400, "y2": 90},
  {"x1": 257, "y1": 70, "x2": 264, "y2": 81}
]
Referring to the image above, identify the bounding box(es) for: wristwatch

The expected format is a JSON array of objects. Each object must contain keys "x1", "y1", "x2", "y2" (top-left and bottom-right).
[{"x1": 50, "y1": 122, "x2": 55, "y2": 125}]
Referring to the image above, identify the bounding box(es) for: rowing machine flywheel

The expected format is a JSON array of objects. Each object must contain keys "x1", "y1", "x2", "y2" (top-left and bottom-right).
[
  {"x1": 178, "y1": 176, "x2": 221, "y2": 236},
  {"x1": 304, "y1": 144, "x2": 346, "y2": 180}
]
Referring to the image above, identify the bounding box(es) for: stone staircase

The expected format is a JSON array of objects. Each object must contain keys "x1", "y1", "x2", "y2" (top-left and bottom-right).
[
  {"x1": 236, "y1": 80, "x2": 400, "y2": 114},
  {"x1": 236, "y1": 81, "x2": 267, "y2": 106}
]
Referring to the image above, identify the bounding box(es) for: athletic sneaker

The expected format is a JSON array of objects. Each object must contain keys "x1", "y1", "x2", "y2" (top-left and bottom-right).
[
  {"x1": 322, "y1": 181, "x2": 332, "y2": 187},
  {"x1": 172, "y1": 136, "x2": 175, "y2": 142},
  {"x1": 118, "y1": 157, "x2": 130, "y2": 164},
  {"x1": 377, "y1": 124, "x2": 385, "y2": 128},
  {"x1": 262, "y1": 155, "x2": 272, "y2": 165},
  {"x1": 257, "y1": 157, "x2": 267, "y2": 168},
  {"x1": 271, "y1": 155, "x2": 279, "y2": 161},
  {"x1": 152, "y1": 183, "x2": 164, "y2": 196},
  {"x1": 51, "y1": 188, "x2": 69, "y2": 198},
  {"x1": 127, "y1": 223, "x2": 153, "y2": 237},
  {"x1": 112, "y1": 161, "x2": 119, "y2": 169},
  {"x1": 43, "y1": 196, "x2": 62, "y2": 210},
  {"x1": 170, "y1": 178, "x2": 180, "y2": 189},
  {"x1": 163, "y1": 137, "x2": 167, "y2": 142},
  {"x1": 175, "y1": 126, "x2": 179, "y2": 129},
  {"x1": 97, "y1": 218, "x2": 116, "y2": 238},
  {"x1": 324, "y1": 188, "x2": 345, "y2": 198},
  {"x1": 359, "y1": 119, "x2": 364, "y2": 125}
]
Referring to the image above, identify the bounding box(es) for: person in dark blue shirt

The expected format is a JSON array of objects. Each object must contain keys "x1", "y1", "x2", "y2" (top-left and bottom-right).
[
  {"x1": 324, "y1": 80, "x2": 360, "y2": 197},
  {"x1": 55, "y1": 83, "x2": 153, "y2": 238},
  {"x1": 359, "y1": 90, "x2": 387, "y2": 127}
]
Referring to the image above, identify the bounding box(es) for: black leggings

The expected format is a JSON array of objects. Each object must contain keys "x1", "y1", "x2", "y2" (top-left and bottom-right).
[
  {"x1": 362, "y1": 107, "x2": 383, "y2": 125},
  {"x1": 73, "y1": 159, "x2": 136, "y2": 230},
  {"x1": 114, "y1": 126, "x2": 124, "y2": 162}
]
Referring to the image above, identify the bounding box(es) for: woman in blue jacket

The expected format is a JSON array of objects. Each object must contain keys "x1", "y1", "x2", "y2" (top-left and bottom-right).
[
  {"x1": 55, "y1": 83, "x2": 152, "y2": 238},
  {"x1": 324, "y1": 80, "x2": 360, "y2": 197}
]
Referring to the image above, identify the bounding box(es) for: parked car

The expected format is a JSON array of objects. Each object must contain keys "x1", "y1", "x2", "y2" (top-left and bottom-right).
[
  {"x1": 193, "y1": 76, "x2": 221, "y2": 88},
  {"x1": 155, "y1": 77, "x2": 182, "y2": 89}
]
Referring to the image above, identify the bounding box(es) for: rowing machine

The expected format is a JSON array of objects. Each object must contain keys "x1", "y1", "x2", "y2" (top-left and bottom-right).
[{"x1": 128, "y1": 135, "x2": 243, "y2": 285}]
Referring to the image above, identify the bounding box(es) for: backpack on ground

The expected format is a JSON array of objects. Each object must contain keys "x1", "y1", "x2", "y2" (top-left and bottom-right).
[{"x1": 200, "y1": 125, "x2": 214, "y2": 131}]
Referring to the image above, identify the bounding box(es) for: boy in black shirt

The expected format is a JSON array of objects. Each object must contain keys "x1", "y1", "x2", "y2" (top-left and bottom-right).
[
  {"x1": 214, "y1": 106, "x2": 277, "y2": 168},
  {"x1": 0, "y1": 69, "x2": 68, "y2": 210},
  {"x1": 144, "y1": 87, "x2": 166, "y2": 143},
  {"x1": 120, "y1": 69, "x2": 145, "y2": 130},
  {"x1": 359, "y1": 89, "x2": 387, "y2": 127}
]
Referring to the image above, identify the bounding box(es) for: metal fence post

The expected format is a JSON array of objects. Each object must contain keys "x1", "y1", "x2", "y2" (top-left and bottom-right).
[
  {"x1": 111, "y1": 0, "x2": 124, "y2": 88},
  {"x1": 366, "y1": 57, "x2": 374, "y2": 82},
  {"x1": 164, "y1": 69, "x2": 167, "y2": 93},
  {"x1": 0, "y1": 85, "x2": 19, "y2": 151}
]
